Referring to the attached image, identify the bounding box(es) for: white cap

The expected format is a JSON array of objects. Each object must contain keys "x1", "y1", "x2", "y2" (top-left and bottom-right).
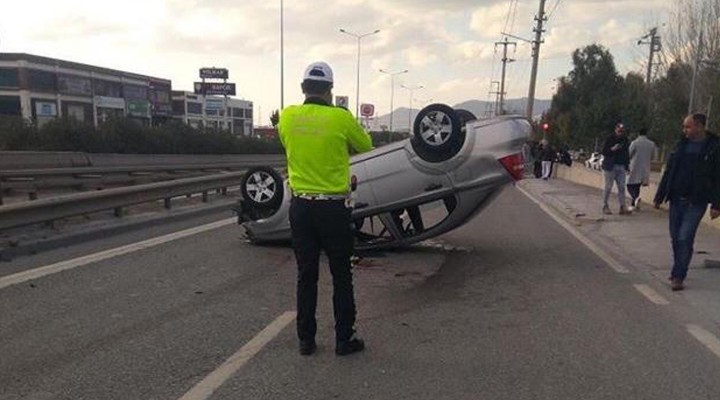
[{"x1": 303, "y1": 61, "x2": 334, "y2": 84}]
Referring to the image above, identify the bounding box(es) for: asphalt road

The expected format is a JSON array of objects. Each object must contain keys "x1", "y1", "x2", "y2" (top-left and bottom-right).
[{"x1": 1, "y1": 187, "x2": 720, "y2": 399}]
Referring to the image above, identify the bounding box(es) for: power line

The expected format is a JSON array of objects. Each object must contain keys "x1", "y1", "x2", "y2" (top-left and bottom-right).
[{"x1": 547, "y1": 0, "x2": 562, "y2": 20}]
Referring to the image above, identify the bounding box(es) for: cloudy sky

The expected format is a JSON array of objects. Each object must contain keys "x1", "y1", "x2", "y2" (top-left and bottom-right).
[{"x1": 1, "y1": 0, "x2": 671, "y2": 125}]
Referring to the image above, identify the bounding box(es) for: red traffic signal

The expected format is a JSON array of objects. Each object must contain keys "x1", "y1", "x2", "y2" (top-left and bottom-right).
[{"x1": 541, "y1": 122, "x2": 550, "y2": 132}]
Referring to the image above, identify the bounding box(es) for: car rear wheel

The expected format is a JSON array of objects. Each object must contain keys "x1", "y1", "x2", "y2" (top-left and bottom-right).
[
  {"x1": 241, "y1": 166, "x2": 284, "y2": 210},
  {"x1": 455, "y1": 109, "x2": 477, "y2": 128},
  {"x1": 411, "y1": 103, "x2": 465, "y2": 162}
]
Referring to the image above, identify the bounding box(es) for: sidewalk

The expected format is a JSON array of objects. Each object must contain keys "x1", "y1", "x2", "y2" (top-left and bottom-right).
[{"x1": 518, "y1": 176, "x2": 720, "y2": 328}]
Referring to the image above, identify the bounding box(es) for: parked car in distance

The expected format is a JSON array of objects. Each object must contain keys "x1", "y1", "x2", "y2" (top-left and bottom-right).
[
  {"x1": 585, "y1": 152, "x2": 603, "y2": 170},
  {"x1": 233, "y1": 103, "x2": 532, "y2": 251}
]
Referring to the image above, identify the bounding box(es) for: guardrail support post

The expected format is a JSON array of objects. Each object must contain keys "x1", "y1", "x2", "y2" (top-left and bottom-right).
[
  {"x1": 114, "y1": 207, "x2": 124, "y2": 217},
  {"x1": 221, "y1": 187, "x2": 227, "y2": 196},
  {"x1": 164, "y1": 198, "x2": 172, "y2": 209},
  {"x1": 202, "y1": 191, "x2": 209, "y2": 202},
  {"x1": 0, "y1": 181, "x2": 3, "y2": 205},
  {"x1": 29, "y1": 191, "x2": 38, "y2": 201}
]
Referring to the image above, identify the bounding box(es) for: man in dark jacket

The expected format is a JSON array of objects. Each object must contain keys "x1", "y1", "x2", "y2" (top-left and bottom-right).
[
  {"x1": 601, "y1": 122, "x2": 631, "y2": 215},
  {"x1": 654, "y1": 113, "x2": 720, "y2": 291}
]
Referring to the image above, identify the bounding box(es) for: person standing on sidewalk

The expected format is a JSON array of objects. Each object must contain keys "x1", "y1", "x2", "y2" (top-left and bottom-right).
[
  {"x1": 539, "y1": 140, "x2": 555, "y2": 180},
  {"x1": 654, "y1": 113, "x2": 720, "y2": 291},
  {"x1": 627, "y1": 128, "x2": 657, "y2": 211},
  {"x1": 601, "y1": 122, "x2": 630, "y2": 215},
  {"x1": 279, "y1": 61, "x2": 374, "y2": 355}
]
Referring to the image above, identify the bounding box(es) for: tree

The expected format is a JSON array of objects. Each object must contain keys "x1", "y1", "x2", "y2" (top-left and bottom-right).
[
  {"x1": 270, "y1": 109, "x2": 280, "y2": 127},
  {"x1": 546, "y1": 44, "x2": 623, "y2": 150}
]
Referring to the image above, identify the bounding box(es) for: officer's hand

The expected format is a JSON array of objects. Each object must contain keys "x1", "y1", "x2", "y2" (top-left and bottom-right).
[
  {"x1": 654, "y1": 202, "x2": 661, "y2": 209},
  {"x1": 711, "y1": 208, "x2": 720, "y2": 220}
]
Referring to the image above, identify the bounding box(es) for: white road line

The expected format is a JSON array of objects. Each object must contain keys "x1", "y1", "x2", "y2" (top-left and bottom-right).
[
  {"x1": 178, "y1": 311, "x2": 296, "y2": 400},
  {"x1": 633, "y1": 284, "x2": 670, "y2": 305},
  {"x1": 687, "y1": 324, "x2": 720, "y2": 359},
  {"x1": 517, "y1": 186, "x2": 629, "y2": 274},
  {"x1": 0, "y1": 218, "x2": 236, "y2": 290}
]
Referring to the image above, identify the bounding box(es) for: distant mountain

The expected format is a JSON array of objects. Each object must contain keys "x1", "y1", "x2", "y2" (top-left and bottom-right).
[{"x1": 368, "y1": 98, "x2": 552, "y2": 132}]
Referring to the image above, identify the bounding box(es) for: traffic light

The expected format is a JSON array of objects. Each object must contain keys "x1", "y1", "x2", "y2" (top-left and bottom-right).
[{"x1": 541, "y1": 122, "x2": 550, "y2": 132}]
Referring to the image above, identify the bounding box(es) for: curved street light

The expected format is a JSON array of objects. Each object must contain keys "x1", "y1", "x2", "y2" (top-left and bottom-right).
[
  {"x1": 339, "y1": 28, "x2": 380, "y2": 120},
  {"x1": 401, "y1": 84, "x2": 423, "y2": 133},
  {"x1": 379, "y1": 68, "x2": 409, "y2": 133}
]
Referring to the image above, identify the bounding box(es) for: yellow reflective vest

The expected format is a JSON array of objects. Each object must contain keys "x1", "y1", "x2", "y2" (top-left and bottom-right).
[{"x1": 279, "y1": 99, "x2": 373, "y2": 195}]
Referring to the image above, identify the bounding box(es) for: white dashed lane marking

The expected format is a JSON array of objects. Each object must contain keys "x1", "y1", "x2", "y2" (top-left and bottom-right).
[
  {"x1": 633, "y1": 284, "x2": 670, "y2": 305},
  {"x1": 687, "y1": 325, "x2": 720, "y2": 360},
  {"x1": 178, "y1": 311, "x2": 296, "y2": 400}
]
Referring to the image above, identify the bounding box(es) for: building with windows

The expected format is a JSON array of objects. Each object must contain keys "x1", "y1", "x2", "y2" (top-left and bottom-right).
[
  {"x1": 171, "y1": 91, "x2": 253, "y2": 136},
  {"x1": 0, "y1": 53, "x2": 172, "y2": 126}
]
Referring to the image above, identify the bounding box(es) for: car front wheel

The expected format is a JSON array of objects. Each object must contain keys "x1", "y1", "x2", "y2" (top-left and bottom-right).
[{"x1": 240, "y1": 166, "x2": 284, "y2": 210}]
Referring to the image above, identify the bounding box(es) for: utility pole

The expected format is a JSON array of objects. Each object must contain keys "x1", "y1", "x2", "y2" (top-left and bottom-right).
[
  {"x1": 638, "y1": 27, "x2": 661, "y2": 84},
  {"x1": 526, "y1": 0, "x2": 547, "y2": 120},
  {"x1": 689, "y1": 31, "x2": 704, "y2": 113},
  {"x1": 489, "y1": 80, "x2": 501, "y2": 116},
  {"x1": 495, "y1": 38, "x2": 516, "y2": 115}
]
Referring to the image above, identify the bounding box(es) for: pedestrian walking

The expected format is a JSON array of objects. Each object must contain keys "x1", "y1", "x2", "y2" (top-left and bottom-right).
[
  {"x1": 601, "y1": 122, "x2": 630, "y2": 215},
  {"x1": 654, "y1": 113, "x2": 720, "y2": 291},
  {"x1": 627, "y1": 129, "x2": 657, "y2": 211},
  {"x1": 278, "y1": 61, "x2": 374, "y2": 355},
  {"x1": 539, "y1": 140, "x2": 555, "y2": 180}
]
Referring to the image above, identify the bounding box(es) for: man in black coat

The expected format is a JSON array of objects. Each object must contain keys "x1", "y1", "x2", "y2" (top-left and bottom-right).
[
  {"x1": 654, "y1": 113, "x2": 720, "y2": 291},
  {"x1": 601, "y1": 122, "x2": 631, "y2": 215}
]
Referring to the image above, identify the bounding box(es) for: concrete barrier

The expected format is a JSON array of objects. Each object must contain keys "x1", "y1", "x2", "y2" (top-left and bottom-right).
[
  {"x1": 555, "y1": 163, "x2": 720, "y2": 230},
  {"x1": 0, "y1": 152, "x2": 285, "y2": 170}
]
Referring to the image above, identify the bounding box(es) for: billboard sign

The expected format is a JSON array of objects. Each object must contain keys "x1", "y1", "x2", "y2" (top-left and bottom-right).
[
  {"x1": 199, "y1": 68, "x2": 229, "y2": 79},
  {"x1": 194, "y1": 82, "x2": 236, "y2": 96},
  {"x1": 360, "y1": 103, "x2": 375, "y2": 117}
]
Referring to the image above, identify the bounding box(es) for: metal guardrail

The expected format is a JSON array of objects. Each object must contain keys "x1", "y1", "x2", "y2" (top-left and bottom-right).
[
  {"x1": 0, "y1": 157, "x2": 286, "y2": 204},
  {"x1": 0, "y1": 171, "x2": 247, "y2": 231}
]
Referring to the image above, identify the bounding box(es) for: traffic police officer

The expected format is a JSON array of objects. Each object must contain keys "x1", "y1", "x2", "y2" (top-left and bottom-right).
[{"x1": 278, "y1": 61, "x2": 373, "y2": 356}]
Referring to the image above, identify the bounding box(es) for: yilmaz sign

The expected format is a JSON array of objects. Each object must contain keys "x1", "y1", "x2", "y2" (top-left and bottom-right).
[{"x1": 199, "y1": 68, "x2": 229, "y2": 79}]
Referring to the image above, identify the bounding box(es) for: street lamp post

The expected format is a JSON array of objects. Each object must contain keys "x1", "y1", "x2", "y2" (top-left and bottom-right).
[
  {"x1": 339, "y1": 28, "x2": 380, "y2": 120},
  {"x1": 379, "y1": 68, "x2": 408, "y2": 133},
  {"x1": 401, "y1": 84, "x2": 423, "y2": 133},
  {"x1": 280, "y1": 0, "x2": 284, "y2": 109}
]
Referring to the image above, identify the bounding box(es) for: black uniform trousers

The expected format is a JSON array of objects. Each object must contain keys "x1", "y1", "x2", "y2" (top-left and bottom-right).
[{"x1": 289, "y1": 197, "x2": 356, "y2": 343}]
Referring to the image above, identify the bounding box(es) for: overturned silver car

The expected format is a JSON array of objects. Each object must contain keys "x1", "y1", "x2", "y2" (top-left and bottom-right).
[{"x1": 234, "y1": 103, "x2": 532, "y2": 250}]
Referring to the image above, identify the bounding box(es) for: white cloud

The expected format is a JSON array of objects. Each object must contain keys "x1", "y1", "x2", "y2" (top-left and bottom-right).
[{"x1": 0, "y1": 0, "x2": 675, "y2": 122}]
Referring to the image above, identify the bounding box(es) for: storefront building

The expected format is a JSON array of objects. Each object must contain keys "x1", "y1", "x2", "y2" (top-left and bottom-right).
[
  {"x1": 171, "y1": 91, "x2": 253, "y2": 136},
  {"x1": 0, "y1": 53, "x2": 171, "y2": 126}
]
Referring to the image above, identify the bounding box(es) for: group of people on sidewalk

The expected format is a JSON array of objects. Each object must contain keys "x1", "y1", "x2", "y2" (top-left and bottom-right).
[
  {"x1": 600, "y1": 122, "x2": 656, "y2": 215},
  {"x1": 600, "y1": 114, "x2": 720, "y2": 291}
]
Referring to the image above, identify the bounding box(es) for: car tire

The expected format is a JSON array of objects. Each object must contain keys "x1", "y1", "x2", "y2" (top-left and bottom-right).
[
  {"x1": 411, "y1": 103, "x2": 465, "y2": 162},
  {"x1": 455, "y1": 109, "x2": 477, "y2": 128},
  {"x1": 241, "y1": 166, "x2": 284, "y2": 210}
]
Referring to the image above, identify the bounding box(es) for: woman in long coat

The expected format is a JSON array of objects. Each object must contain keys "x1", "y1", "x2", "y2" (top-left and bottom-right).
[{"x1": 627, "y1": 129, "x2": 657, "y2": 210}]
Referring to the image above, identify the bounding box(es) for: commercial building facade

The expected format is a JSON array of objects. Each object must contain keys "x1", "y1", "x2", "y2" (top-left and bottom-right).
[
  {"x1": 0, "y1": 53, "x2": 172, "y2": 126},
  {"x1": 171, "y1": 91, "x2": 253, "y2": 136}
]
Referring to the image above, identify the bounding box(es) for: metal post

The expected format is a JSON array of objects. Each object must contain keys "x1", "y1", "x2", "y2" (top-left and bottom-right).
[
  {"x1": 526, "y1": 0, "x2": 547, "y2": 120},
  {"x1": 379, "y1": 69, "x2": 408, "y2": 133},
  {"x1": 401, "y1": 84, "x2": 423, "y2": 133},
  {"x1": 689, "y1": 32, "x2": 704, "y2": 114},
  {"x1": 280, "y1": 0, "x2": 284, "y2": 109},
  {"x1": 495, "y1": 38, "x2": 516, "y2": 115},
  {"x1": 340, "y1": 29, "x2": 380, "y2": 120}
]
